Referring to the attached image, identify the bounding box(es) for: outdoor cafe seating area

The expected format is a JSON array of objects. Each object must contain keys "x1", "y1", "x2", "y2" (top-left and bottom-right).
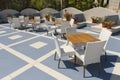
[{"x1": 0, "y1": 7, "x2": 120, "y2": 80}]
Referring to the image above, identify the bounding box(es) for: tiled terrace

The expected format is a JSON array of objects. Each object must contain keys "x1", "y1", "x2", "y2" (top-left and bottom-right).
[{"x1": 0, "y1": 24, "x2": 120, "y2": 80}]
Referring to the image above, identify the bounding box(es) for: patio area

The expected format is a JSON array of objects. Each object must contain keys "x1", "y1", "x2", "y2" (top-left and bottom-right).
[{"x1": 0, "y1": 23, "x2": 120, "y2": 80}]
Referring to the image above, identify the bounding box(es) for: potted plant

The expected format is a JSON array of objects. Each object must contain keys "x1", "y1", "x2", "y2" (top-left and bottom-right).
[
  {"x1": 51, "y1": 16, "x2": 55, "y2": 22},
  {"x1": 7, "y1": 13, "x2": 13, "y2": 18},
  {"x1": 91, "y1": 16, "x2": 102, "y2": 23},
  {"x1": 45, "y1": 12, "x2": 51, "y2": 21},
  {"x1": 73, "y1": 17, "x2": 78, "y2": 24},
  {"x1": 64, "y1": 9, "x2": 72, "y2": 21},
  {"x1": 102, "y1": 17, "x2": 115, "y2": 29},
  {"x1": 29, "y1": 15, "x2": 34, "y2": 20},
  {"x1": 102, "y1": 21, "x2": 115, "y2": 29}
]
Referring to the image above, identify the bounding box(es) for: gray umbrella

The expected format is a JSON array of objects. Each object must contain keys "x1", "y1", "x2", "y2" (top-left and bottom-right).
[
  {"x1": 0, "y1": 9, "x2": 19, "y2": 23},
  {"x1": 40, "y1": 8, "x2": 60, "y2": 18},
  {"x1": 60, "y1": 7, "x2": 85, "y2": 22},
  {"x1": 84, "y1": 7, "x2": 119, "y2": 23},
  {"x1": 20, "y1": 8, "x2": 39, "y2": 16}
]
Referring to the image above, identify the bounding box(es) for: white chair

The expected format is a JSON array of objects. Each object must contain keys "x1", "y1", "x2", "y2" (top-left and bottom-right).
[
  {"x1": 65, "y1": 27, "x2": 77, "y2": 34},
  {"x1": 52, "y1": 33, "x2": 75, "y2": 68},
  {"x1": 65, "y1": 27, "x2": 77, "y2": 45},
  {"x1": 7, "y1": 17, "x2": 13, "y2": 28},
  {"x1": 34, "y1": 16, "x2": 41, "y2": 24},
  {"x1": 34, "y1": 16, "x2": 41, "y2": 30},
  {"x1": 99, "y1": 28, "x2": 112, "y2": 61},
  {"x1": 19, "y1": 16, "x2": 24, "y2": 23},
  {"x1": 38, "y1": 20, "x2": 56, "y2": 35},
  {"x1": 11, "y1": 18, "x2": 21, "y2": 29},
  {"x1": 70, "y1": 18, "x2": 74, "y2": 27},
  {"x1": 75, "y1": 41, "x2": 106, "y2": 77},
  {"x1": 56, "y1": 21, "x2": 71, "y2": 38}
]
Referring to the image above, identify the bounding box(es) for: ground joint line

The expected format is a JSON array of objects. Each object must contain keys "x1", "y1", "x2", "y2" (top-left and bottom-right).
[
  {"x1": 35, "y1": 63, "x2": 72, "y2": 80},
  {"x1": 0, "y1": 43, "x2": 34, "y2": 63}
]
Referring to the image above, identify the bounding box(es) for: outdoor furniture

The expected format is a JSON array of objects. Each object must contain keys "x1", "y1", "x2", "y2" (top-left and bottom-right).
[
  {"x1": 19, "y1": 16, "x2": 24, "y2": 23},
  {"x1": 65, "y1": 33, "x2": 100, "y2": 51},
  {"x1": 65, "y1": 27, "x2": 77, "y2": 45},
  {"x1": 99, "y1": 28, "x2": 112, "y2": 61},
  {"x1": 70, "y1": 18, "x2": 74, "y2": 27},
  {"x1": 39, "y1": 20, "x2": 57, "y2": 34},
  {"x1": 7, "y1": 17, "x2": 13, "y2": 28},
  {"x1": 65, "y1": 33, "x2": 100, "y2": 45},
  {"x1": 22, "y1": 16, "x2": 33, "y2": 31},
  {"x1": 11, "y1": 18, "x2": 21, "y2": 29},
  {"x1": 52, "y1": 33, "x2": 75, "y2": 68},
  {"x1": 34, "y1": 16, "x2": 41, "y2": 31},
  {"x1": 75, "y1": 41, "x2": 106, "y2": 77},
  {"x1": 56, "y1": 21, "x2": 71, "y2": 38},
  {"x1": 65, "y1": 27, "x2": 77, "y2": 34}
]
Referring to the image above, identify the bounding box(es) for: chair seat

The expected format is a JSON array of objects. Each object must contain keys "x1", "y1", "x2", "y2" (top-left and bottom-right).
[
  {"x1": 56, "y1": 29, "x2": 62, "y2": 33},
  {"x1": 75, "y1": 49, "x2": 85, "y2": 61},
  {"x1": 61, "y1": 46, "x2": 75, "y2": 57},
  {"x1": 61, "y1": 46, "x2": 75, "y2": 52}
]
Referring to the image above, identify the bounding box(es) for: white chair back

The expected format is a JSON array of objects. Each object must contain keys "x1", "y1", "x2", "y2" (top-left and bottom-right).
[
  {"x1": 99, "y1": 28, "x2": 112, "y2": 48},
  {"x1": 19, "y1": 16, "x2": 24, "y2": 22},
  {"x1": 7, "y1": 17, "x2": 13, "y2": 24},
  {"x1": 11, "y1": 18, "x2": 21, "y2": 28},
  {"x1": 65, "y1": 27, "x2": 76, "y2": 34},
  {"x1": 34, "y1": 16, "x2": 41, "y2": 24},
  {"x1": 60, "y1": 21, "x2": 71, "y2": 33},
  {"x1": 84, "y1": 41, "x2": 106, "y2": 65},
  {"x1": 70, "y1": 18, "x2": 74, "y2": 27},
  {"x1": 52, "y1": 34, "x2": 61, "y2": 58},
  {"x1": 22, "y1": 16, "x2": 29, "y2": 27},
  {"x1": 55, "y1": 18, "x2": 62, "y2": 21}
]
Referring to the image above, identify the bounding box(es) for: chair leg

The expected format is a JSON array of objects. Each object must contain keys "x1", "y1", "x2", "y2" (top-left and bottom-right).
[
  {"x1": 98, "y1": 63, "x2": 101, "y2": 75},
  {"x1": 105, "y1": 51, "x2": 107, "y2": 61},
  {"x1": 74, "y1": 55, "x2": 77, "y2": 63},
  {"x1": 58, "y1": 59, "x2": 61, "y2": 68},
  {"x1": 46, "y1": 30, "x2": 48, "y2": 35},
  {"x1": 54, "y1": 51, "x2": 57, "y2": 60},
  {"x1": 83, "y1": 65, "x2": 86, "y2": 78},
  {"x1": 66, "y1": 41, "x2": 69, "y2": 45}
]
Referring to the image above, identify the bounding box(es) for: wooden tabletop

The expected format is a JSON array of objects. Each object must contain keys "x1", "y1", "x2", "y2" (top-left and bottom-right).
[
  {"x1": 65, "y1": 33, "x2": 100, "y2": 44},
  {"x1": 54, "y1": 21, "x2": 67, "y2": 25}
]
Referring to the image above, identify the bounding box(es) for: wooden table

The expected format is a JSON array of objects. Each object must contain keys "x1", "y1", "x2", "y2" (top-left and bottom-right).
[{"x1": 65, "y1": 33, "x2": 100, "y2": 45}]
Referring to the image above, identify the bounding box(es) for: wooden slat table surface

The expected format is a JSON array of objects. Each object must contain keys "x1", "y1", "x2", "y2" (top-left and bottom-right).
[{"x1": 65, "y1": 33, "x2": 100, "y2": 44}]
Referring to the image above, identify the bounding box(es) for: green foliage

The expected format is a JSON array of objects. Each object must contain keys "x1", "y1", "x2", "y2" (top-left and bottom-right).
[
  {"x1": 74, "y1": 0, "x2": 95, "y2": 11},
  {"x1": 29, "y1": 0, "x2": 44, "y2": 10},
  {"x1": 0, "y1": 0, "x2": 109, "y2": 11}
]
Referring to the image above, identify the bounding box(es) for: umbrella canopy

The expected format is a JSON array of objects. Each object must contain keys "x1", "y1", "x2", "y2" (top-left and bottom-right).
[
  {"x1": 61, "y1": 7, "x2": 83, "y2": 14},
  {"x1": 84, "y1": 7, "x2": 119, "y2": 23},
  {"x1": 0, "y1": 9, "x2": 19, "y2": 23},
  {"x1": 40, "y1": 8, "x2": 60, "y2": 18},
  {"x1": 61, "y1": 7, "x2": 85, "y2": 22},
  {"x1": 20, "y1": 8, "x2": 39, "y2": 16},
  {"x1": 0, "y1": 9, "x2": 19, "y2": 16}
]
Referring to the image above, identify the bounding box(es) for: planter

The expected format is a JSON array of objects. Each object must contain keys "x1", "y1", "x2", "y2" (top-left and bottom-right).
[
  {"x1": 29, "y1": 15, "x2": 34, "y2": 20},
  {"x1": 92, "y1": 19, "x2": 98, "y2": 23},
  {"x1": 66, "y1": 17, "x2": 71, "y2": 21},
  {"x1": 45, "y1": 16, "x2": 50, "y2": 21},
  {"x1": 51, "y1": 17, "x2": 55, "y2": 22},
  {"x1": 102, "y1": 21, "x2": 115, "y2": 29},
  {"x1": 74, "y1": 21, "x2": 77, "y2": 24},
  {"x1": 102, "y1": 22, "x2": 108, "y2": 28}
]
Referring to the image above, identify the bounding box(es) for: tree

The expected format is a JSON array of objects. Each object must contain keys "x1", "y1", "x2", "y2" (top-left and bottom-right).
[{"x1": 29, "y1": 0, "x2": 44, "y2": 10}]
